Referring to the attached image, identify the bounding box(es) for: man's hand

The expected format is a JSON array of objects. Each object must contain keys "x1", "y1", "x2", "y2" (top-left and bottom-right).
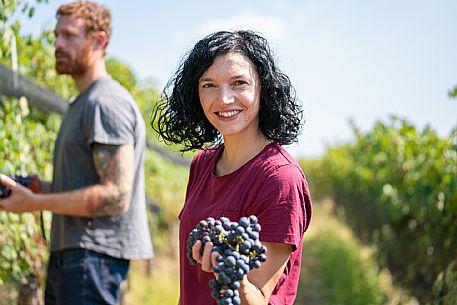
[{"x1": 0, "y1": 174, "x2": 37, "y2": 213}]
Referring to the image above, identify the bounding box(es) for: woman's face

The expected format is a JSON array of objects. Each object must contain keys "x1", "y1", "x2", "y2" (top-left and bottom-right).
[{"x1": 198, "y1": 52, "x2": 262, "y2": 140}]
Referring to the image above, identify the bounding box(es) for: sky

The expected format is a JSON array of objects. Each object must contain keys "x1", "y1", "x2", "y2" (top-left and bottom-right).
[{"x1": 10, "y1": 0, "x2": 457, "y2": 159}]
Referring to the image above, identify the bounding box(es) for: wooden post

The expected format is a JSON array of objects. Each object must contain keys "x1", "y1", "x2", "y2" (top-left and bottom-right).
[{"x1": 17, "y1": 276, "x2": 43, "y2": 305}]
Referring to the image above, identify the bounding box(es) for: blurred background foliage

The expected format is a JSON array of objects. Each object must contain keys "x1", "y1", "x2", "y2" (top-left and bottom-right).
[{"x1": 305, "y1": 117, "x2": 457, "y2": 304}]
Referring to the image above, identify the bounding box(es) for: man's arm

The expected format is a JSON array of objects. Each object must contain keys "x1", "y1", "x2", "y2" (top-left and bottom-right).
[
  {"x1": 0, "y1": 144, "x2": 135, "y2": 217},
  {"x1": 84, "y1": 143, "x2": 134, "y2": 216}
]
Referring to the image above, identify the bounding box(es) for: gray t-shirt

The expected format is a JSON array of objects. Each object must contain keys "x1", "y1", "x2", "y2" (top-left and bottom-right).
[{"x1": 51, "y1": 76, "x2": 153, "y2": 259}]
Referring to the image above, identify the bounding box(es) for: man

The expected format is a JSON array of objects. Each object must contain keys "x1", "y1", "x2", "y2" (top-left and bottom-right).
[{"x1": 0, "y1": 1, "x2": 153, "y2": 304}]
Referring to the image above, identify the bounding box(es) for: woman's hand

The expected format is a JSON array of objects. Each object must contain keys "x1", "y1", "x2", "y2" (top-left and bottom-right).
[
  {"x1": 191, "y1": 240, "x2": 219, "y2": 273},
  {"x1": 191, "y1": 238, "x2": 293, "y2": 305}
]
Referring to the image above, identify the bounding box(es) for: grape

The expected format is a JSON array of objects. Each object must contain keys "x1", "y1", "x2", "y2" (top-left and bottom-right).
[
  {"x1": 0, "y1": 175, "x2": 32, "y2": 199},
  {"x1": 187, "y1": 215, "x2": 267, "y2": 304}
]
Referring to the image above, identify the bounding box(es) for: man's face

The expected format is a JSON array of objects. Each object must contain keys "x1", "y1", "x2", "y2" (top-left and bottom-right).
[{"x1": 54, "y1": 15, "x2": 94, "y2": 76}]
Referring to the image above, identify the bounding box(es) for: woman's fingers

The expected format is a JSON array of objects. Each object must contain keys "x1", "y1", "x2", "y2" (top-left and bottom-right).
[
  {"x1": 201, "y1": 241, "x2": 214, "y2": 272},
  {"x1": 192, "y1": 240, "x2": 203, "y2": 263},
  {"x1": 191, "y1": 240, "x2": 219, "y2": 273},
  {"x1": 211, "y1": 250, "x2": 218, "y2": 266}
]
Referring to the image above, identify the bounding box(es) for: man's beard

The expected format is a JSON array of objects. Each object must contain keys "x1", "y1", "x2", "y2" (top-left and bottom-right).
[{"x1": 55, "y1": 43, "x2": 92, "y2": 76}]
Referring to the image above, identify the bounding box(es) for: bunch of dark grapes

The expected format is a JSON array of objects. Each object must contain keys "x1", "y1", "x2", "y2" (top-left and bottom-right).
[
  {"x1": 187, "y1": 215, "x2": 267, "y2": 305},
  {"x1": 0, "y1": 175, "x2": 32, "y2": 199}
]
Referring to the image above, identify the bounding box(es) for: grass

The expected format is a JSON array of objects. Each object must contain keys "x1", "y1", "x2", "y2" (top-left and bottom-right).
[
  {"x1": 122, "y1": 255, "x2": 180, "y2": 305},
  {"x1": 0, "y1": 281, "x2": 18, "y2": 305},
  {"x1": 296, "y1": 199, "x2": 415, "y2": 305}
]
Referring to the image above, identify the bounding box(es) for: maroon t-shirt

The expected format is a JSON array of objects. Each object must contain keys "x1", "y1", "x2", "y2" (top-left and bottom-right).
[{"x1": 179, "y1": 142, "x2": 312, "y2": 305}]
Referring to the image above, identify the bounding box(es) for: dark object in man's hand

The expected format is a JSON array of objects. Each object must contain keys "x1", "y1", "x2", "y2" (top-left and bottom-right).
[{"x1": 0, "y1": 175, "x2": 32, "y2": 199}]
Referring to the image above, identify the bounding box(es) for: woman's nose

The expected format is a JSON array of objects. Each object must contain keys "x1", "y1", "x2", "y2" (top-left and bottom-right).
[{"x1": 219, "y1": 86, "x2": 235, "y2": 104}]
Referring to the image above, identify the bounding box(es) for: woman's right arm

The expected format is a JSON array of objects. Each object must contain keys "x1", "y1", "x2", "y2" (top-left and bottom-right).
[
  {"x1": 193, "y1": 240, "x2": 293, "y2": 305},
  {"x1": 240, "y1": 242, "x2": 292, "y2": 305}
]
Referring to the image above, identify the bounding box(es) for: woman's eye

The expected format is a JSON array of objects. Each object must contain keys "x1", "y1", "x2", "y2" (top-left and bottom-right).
[
  {"x1": 202, "y1": 83, "x2": 215, "y2": 88},
  {"x1": 233, "y1": 80, "x2": 248, "y2": 87}
]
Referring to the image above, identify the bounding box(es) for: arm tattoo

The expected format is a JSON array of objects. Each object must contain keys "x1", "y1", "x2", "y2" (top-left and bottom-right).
[{"x1": 87, "y1": 144, "x2": 134, "y2": 216}]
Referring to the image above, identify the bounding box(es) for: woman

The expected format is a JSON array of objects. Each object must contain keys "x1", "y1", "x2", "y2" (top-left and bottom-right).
[{"x1": 152, "y1": 30, "x2": 312, "y2": 305}]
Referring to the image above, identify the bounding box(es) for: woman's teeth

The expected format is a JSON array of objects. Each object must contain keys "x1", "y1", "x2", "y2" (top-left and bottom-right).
[{"x1": 218, "y1": 110, "x2": 240, "y2": 117}]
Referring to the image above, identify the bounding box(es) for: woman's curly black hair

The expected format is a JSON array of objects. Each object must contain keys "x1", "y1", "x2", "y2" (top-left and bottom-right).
[{"x1": 152, "y1": 30, "x2": 303, "y2": 151}]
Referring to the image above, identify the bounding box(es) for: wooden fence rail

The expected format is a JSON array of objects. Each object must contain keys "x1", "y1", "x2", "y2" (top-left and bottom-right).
[
  {"x1": 0, "y1": 62, "x2": 190, "y2": 166},
  {"x1": 0, "y1": 63, "x2": 68, "y2": 114}
]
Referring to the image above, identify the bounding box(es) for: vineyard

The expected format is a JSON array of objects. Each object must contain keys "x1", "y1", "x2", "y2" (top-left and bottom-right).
[
  {"x1": 0, "y1": 1, "x2": 190, "y2": 303},
  {"x1": 1, "y1": 1, "x2": 457, "y2": 305},
  {"x1": 301, "y1": 117, "x2": 457, "y2": 305}
]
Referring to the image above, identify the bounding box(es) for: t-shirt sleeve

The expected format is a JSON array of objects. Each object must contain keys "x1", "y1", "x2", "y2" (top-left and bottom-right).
[
  {"x1": 179, "y1": 152, "x2": 201, "y2": 220},
  {"x1": 248, "y1": 164, "x2": 308, "y2": 251},
  {"x1": 84, "y1": 95, "x2": 136, "y2": 147}
]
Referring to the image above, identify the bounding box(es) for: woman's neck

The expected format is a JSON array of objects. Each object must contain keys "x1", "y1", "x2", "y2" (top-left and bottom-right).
[{"x1": 215, "y1": 133, "x2": 271, "y2": 176}]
